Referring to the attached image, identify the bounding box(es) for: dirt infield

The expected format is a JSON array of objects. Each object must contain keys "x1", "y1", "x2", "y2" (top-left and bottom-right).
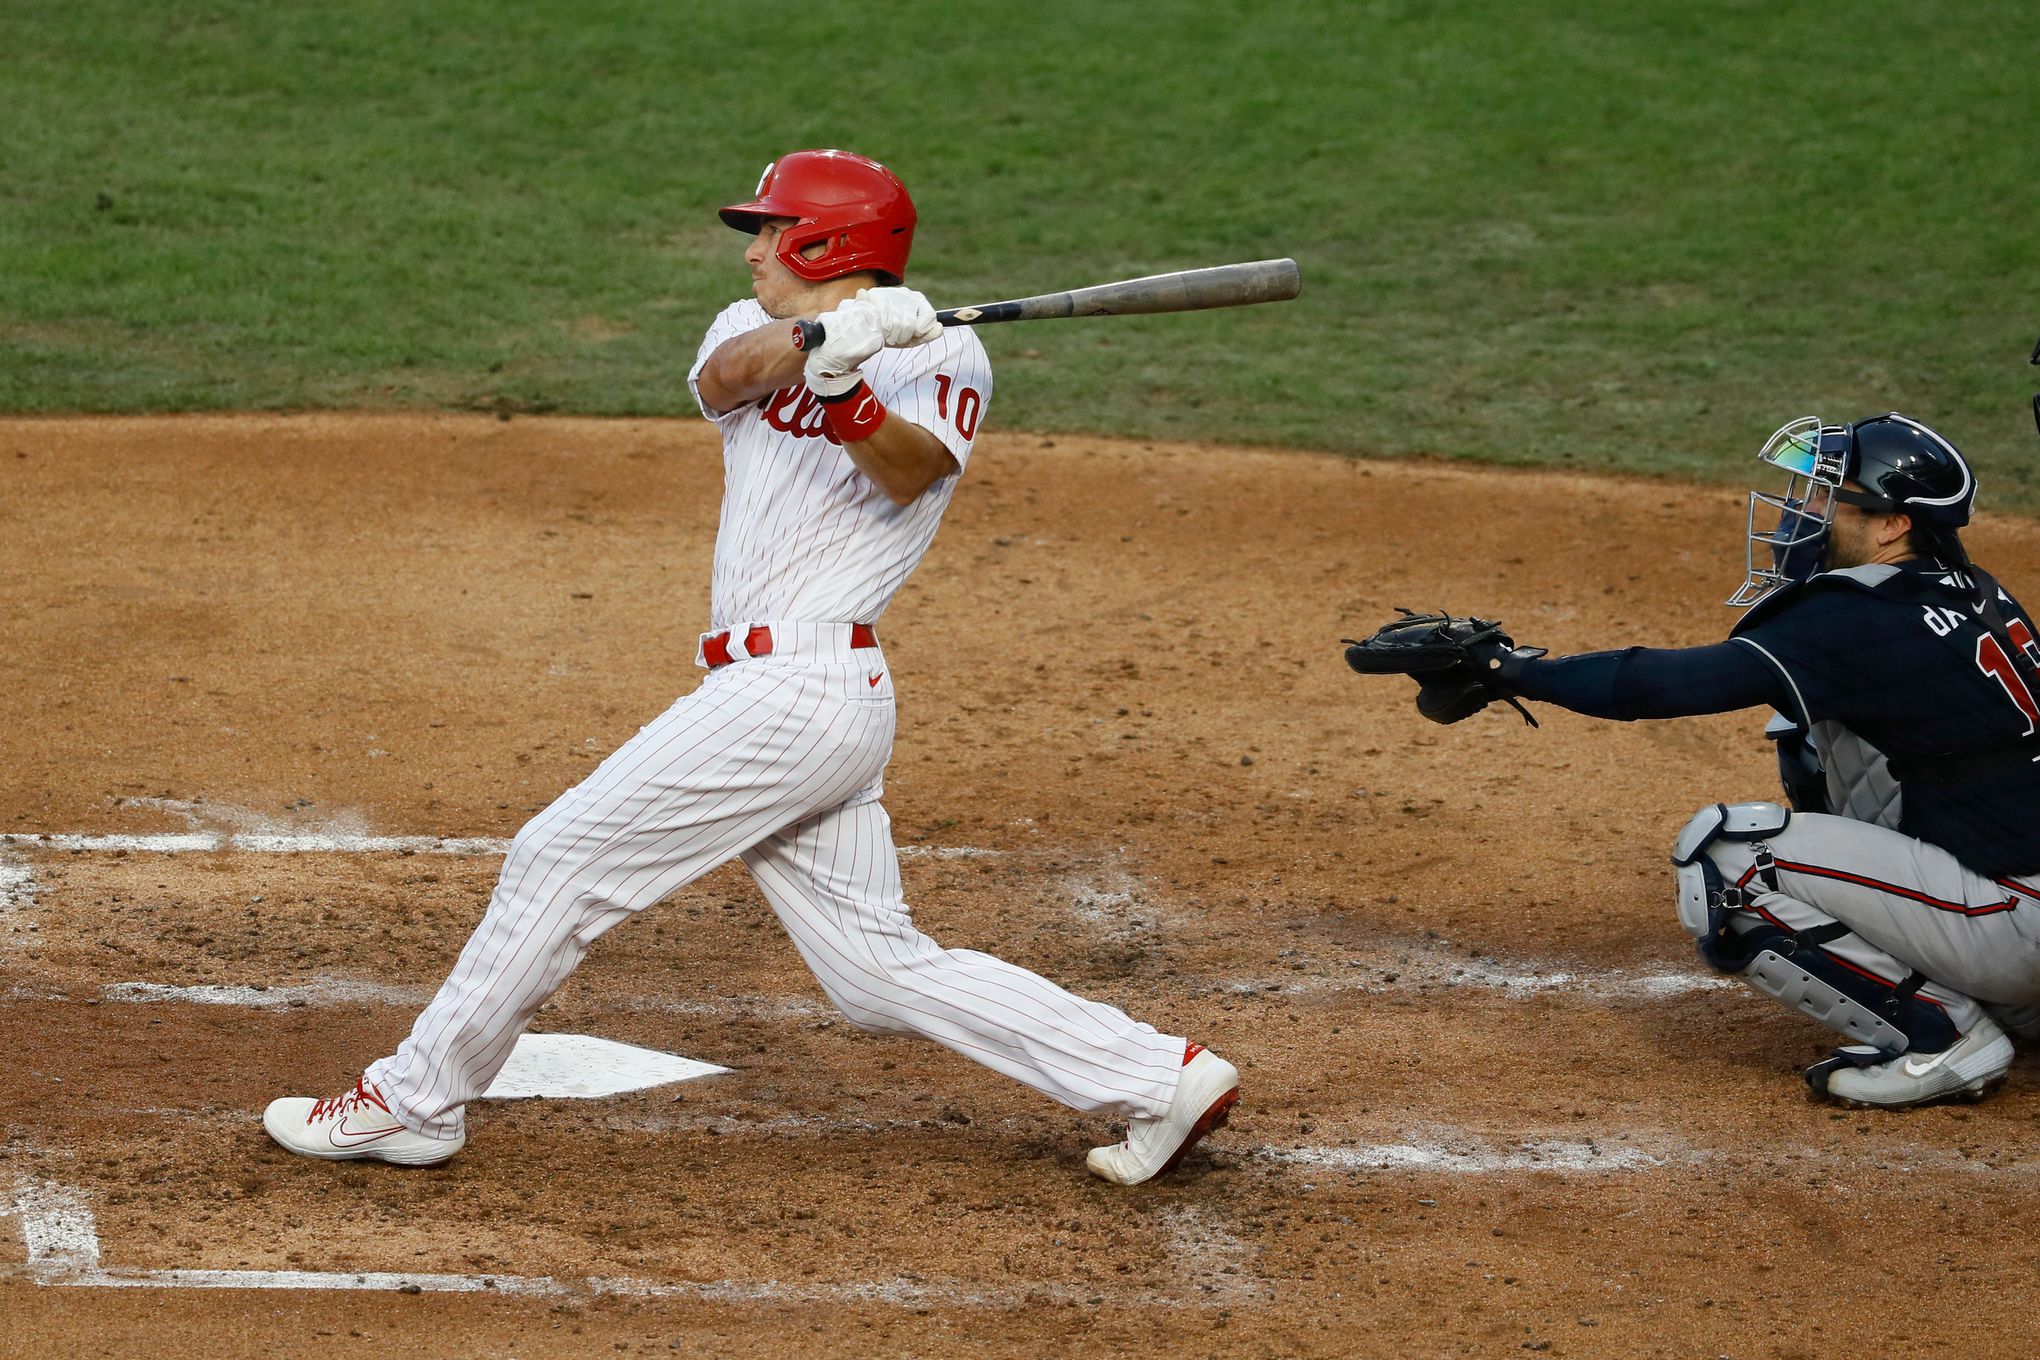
[{"x1": 3, "y1": 415, "x2": 2038, "y2": 1359}]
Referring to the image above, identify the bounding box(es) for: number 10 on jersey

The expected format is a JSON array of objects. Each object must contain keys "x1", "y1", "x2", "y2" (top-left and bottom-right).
[{"x1": 933, "y1": 374, "x2": 983, "y2": 440}]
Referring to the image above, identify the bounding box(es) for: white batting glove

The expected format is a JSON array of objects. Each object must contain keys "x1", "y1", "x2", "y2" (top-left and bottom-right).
[
  {"x1": 803, "y1": 299, "x2": 885, "y2": 398},
  {"x1": 857, "y1": 286, "x2": 943, "y2": 348}
]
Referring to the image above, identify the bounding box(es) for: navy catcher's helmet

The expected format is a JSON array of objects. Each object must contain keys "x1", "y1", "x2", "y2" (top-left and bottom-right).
[
  {"x1": 1730, "y1": 412, "x2": 1974, "y2": 607},
  {"x1": 1834, "y1": 413, "x2": 1974, "y2": 528}
]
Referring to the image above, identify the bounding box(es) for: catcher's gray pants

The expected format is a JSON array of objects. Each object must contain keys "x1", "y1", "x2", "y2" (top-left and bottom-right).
[
  {"x1": 1695, "y1": 811, "x2": 2040, "y2": 1034},
  {"x1": 364, "y1": 645, "x2": 1185, "y2": 1142}
]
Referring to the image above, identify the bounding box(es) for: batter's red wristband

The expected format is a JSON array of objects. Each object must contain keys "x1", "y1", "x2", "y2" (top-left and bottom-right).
[{"x1": 817, "y1": 379, "x2": 888, "y2": 444}]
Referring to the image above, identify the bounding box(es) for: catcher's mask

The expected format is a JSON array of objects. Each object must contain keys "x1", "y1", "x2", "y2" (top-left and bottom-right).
[
  {"x1": 1728, "y1": 413, "x2": 1974, "y2": 608},
  {"x1": 1730, "y1": 418, "x2": 1850, "y2": 608}
]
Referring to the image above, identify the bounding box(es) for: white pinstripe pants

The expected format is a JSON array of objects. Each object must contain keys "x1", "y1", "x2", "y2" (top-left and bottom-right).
[{"x1": 366, "y1": 650, "x2": 1185, "y2": 1141}]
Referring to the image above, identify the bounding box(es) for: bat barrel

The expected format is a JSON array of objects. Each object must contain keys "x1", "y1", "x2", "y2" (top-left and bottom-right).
[
  {"x1": 790, "y1": 258, "x2": 1301, "y2": 350},
  {"x1": 1065, "y1": 257, "x2": 1301, "y2": 318},
  {"x1": 960, "y1": 258, "x2": 1300, "y2": 323}
]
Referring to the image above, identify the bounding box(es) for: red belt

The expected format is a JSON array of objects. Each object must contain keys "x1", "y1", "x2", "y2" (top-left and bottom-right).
[{"x1": 703, "y1": 622, "x2": 878, "y2": 669}]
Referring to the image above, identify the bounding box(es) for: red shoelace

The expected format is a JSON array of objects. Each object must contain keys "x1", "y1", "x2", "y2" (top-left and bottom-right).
[{"x1": 308, "y1": 1077, "x2": 387, "y2": 1123}]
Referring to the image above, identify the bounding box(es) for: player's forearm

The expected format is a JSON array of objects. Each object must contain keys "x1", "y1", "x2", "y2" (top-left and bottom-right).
[
  {"x1": 1508, "y1": 643, "x2": 1784, "y2": 721},
  {"x1": 797, "y1": 289, "x2": 960, "y2": 502},
  {"x1": 841, "y1": 416, "x2": 958, "y2": 506},
  {"x1": 696, "y1": 322, "x2": 810, "y2": 414}
]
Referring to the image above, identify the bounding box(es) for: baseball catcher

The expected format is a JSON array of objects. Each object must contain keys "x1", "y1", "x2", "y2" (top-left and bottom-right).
[{"x1": 1346, "y1": 413, "x2": 2040, "y2": 1109}]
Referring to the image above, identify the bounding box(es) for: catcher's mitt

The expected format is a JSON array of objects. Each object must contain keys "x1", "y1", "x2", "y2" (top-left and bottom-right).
[{"x1": 1342, "y1": 608, "x2": 1539, "y2": 727}]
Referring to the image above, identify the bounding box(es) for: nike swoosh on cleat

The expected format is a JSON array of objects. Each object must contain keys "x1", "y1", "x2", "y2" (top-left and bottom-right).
[
  {"x1": 1902, "y1": 1049, "x2": 1956, "y2": 1078},
  {"x1": 330, "y1": 1119, "x2": 404, "y2": 1147}
]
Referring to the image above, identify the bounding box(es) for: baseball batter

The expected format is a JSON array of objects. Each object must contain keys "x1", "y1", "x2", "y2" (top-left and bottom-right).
[
  {"x1": 263, "y1": 149, "x2": 1239, "y2": 1185},
  {"x1": 1347, "y1": 413, "x2": 2040, "y2": 1107}
]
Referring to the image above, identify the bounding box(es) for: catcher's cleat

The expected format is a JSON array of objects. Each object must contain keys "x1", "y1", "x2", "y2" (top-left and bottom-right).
[
  {"x1": 1086, "y1": 1043, "x2": 1240, "y2": 1186},
  {"x1": 1811, "y1": 1016, "x2": 2013, "y2": 1109},
  {"x1": 263, "y1": 1077, "x2": 465, "y2": 1167}
]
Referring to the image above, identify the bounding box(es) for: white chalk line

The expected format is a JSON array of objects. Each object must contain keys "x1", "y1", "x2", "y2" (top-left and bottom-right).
[
  {"x1": 0, "y1": 855, "x2": 36, "y2": 909},
  {"x1": 74, "y1": 965, "x2": 1730, "y2": 1013},
  {"x1": 7, "y1": 1180, "x2": 101, "y2": 1272},
  {"x1": 1213, "y1": 958, "x2": 1735, "y2": 1002},
  {"x1": 1, "y1": 834, "x2": 1004, "y2": 856},
  {"x1": 623, "y1": 993, "x2": 833, "y2": 1020},
  {"x1": 99, "y1": 979, "x2": 431, "y2": 1009},
  {"x1": 517, "y1": 1116, "x2": 2035, "y2": 1183},
  {"x1": 0, "y1": 825, "x2": 1003, "y2": 985},
  {"x1": 17, "y1": 1268, "x2": 1176, "y2": 1306},
  {"x1": 0, "y1": 1170, "x2": 1232, "y2": 1307},
  {"x1": 1263, "y1": 1139, "x2": 1663, "y2": 1175},
  {"x1": 83, "y1": 980, "x2": 845, "y2": 1020},
  {"x1": 9, "y1": 1125, "x2": 2028, "y2": 1304},
  {"x1": 0, "y1": 832, "x2": 514, "y2": 855},
  {"x1": 34, "y1": 1266, "x2": 563, "y2": 1296},
  {"x1": 6, "y1": 817, "x2": 1730, "y2": 1008},
  {"x1": 1254, "y1": 1131, "x2": 2040, "y2": 1179},
  {"x1": 7, "y1": 797, "x2": 506, "y2": 856},
  {"x1": 0, "y1": 849, "x2": 38, "y2": 956}
]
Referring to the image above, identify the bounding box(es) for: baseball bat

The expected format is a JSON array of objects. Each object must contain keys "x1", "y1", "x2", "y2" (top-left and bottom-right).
[{"x1": 790, "y1": 257, "x2": 1301, "y2": 351}]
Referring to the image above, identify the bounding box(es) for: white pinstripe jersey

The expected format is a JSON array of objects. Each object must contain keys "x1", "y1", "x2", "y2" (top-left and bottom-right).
[{"x1": 686, "y1": 299, "x2": 994, "y2": 629}]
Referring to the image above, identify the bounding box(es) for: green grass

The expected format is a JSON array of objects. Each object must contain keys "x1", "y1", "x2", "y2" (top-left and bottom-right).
[{"x1": 3, "y1": 1, "x2": 2036, "y2": 502}]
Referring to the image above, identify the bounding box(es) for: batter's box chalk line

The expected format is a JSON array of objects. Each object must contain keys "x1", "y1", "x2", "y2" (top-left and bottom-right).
[
  {"x1": 1253, "y1": 1129, "x2": 2040, "y2": 1180},
  {"x1": 0, "y1": 832, "x2": 514, "y2": 856},
  {"x1": 0, "y1": 826, "x2": 1004, "y2": 860},
  {"x1": 1260, "y1": 1138, "x2": 1666, "y2": 1175},
  {"x1": 0, "y1": 1167, "x2": 1242, "y2": 1306},
  {"x1": 98, "y1": 978, "x2": 432, "y2": 1009},
  {"x1": 0, "y1": 854, "x2": 35, "y2": 910},
  {"x1": 1210, "y1": 927, "x2": 1741, "y2": 1001}
]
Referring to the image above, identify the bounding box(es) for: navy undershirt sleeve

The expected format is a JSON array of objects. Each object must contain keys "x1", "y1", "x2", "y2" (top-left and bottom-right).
[{"x1": 1508, "y1": 642, "x2": 1787, "y2": 721}]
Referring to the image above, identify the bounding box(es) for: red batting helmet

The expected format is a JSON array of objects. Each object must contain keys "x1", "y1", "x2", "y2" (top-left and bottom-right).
[{"x1": 718, "y1": 150, "x2": 916, "y2": 283}]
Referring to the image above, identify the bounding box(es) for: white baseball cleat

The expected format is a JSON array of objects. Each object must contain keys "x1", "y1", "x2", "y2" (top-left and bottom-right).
[
  {"x1": 263, "y1": 1077, "x2": 465, "y2": 1167},
  {"x1": 1086, "y1": 1043, "x2": 1240, "y2": 1186},
  {"x1": 1818, "y1": 1016, "x2": 2014, "y2": 1109}
]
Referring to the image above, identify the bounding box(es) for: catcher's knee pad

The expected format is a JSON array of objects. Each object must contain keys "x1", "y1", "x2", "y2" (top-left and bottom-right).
[
  {"x1": 1730, "y1": 919, "x2": 1959, "y2": 1056},
  {"x1": 1670, "y1": 802, "x2": 1790, "y2": 969}
]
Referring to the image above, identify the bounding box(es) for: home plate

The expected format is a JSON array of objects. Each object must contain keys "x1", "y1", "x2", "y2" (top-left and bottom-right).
[{"x1": 480, "y1": 1034, "x2": 728, "y2": 1100}]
